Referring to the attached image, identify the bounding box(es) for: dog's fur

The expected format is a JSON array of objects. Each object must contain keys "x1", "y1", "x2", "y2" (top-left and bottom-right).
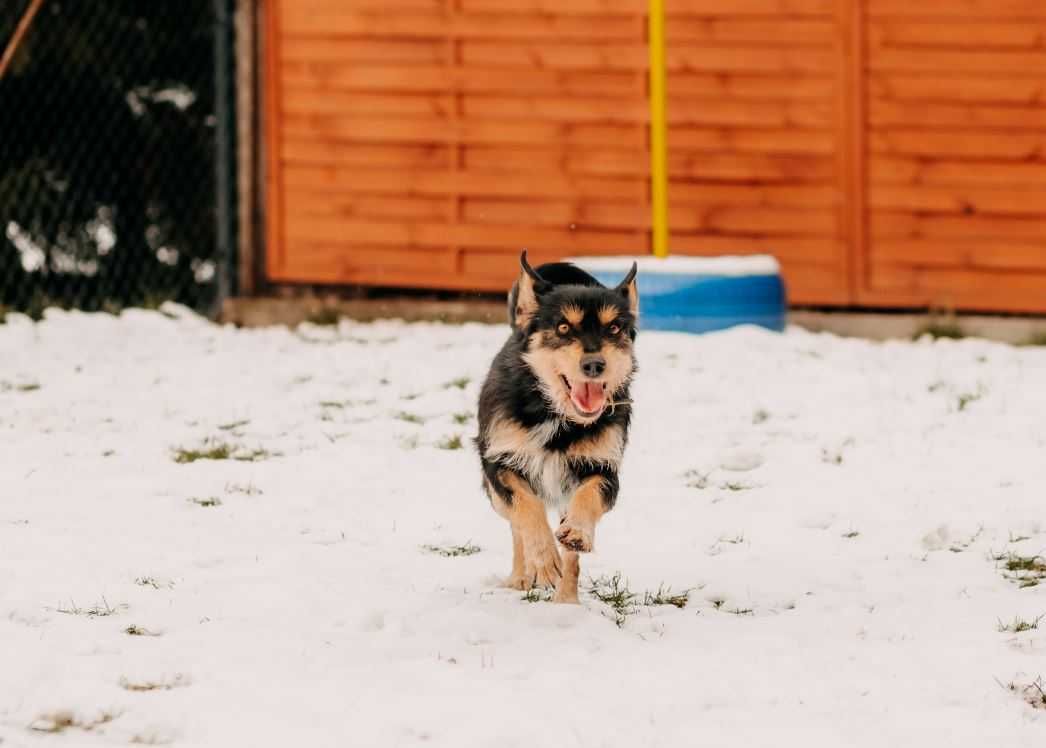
[{"x1": 476, "y1": 252, "x2": 638, "y2": 603}]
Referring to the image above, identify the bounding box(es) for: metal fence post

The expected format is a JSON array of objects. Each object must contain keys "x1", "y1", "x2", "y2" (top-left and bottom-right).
[{"x1": 213, "y1": 0, "x2": 237, "y2": 315}]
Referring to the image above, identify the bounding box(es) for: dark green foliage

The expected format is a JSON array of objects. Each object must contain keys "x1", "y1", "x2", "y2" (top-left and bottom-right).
[{"x1": 0, "y1": 1, "x2": 223, "y2": 313}]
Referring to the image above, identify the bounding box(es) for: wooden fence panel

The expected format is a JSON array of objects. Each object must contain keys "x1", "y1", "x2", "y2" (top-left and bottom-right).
[
  {"x1": 662, "y1": 0, "x2": 852, "y2": 304},
  {"x1": 266, "y1": 0, "x2": 649, "y2": 292},
  {"x1": 860, "y1": 4, "x2": 1046, "y2": 311},
  {"x1": 264, "y1": 0, "x2": 1046, "y2": 312}
]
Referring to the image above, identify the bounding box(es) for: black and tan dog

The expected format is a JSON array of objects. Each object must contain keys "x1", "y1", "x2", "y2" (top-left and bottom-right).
[{"x1": 476, "y1": 251, "x2": 638, "y2": 603}]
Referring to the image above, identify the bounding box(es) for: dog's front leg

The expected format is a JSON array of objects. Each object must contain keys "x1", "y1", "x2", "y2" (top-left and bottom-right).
[
  {"x1": 553, "y1": 550, "x2": 580, "y2": 604},
  {"x1": 555, "y1": 473, "x2": 617, "y2": 554},
  {"x1": 494, "y1": 471, "x2": 561, "y2": 589}
]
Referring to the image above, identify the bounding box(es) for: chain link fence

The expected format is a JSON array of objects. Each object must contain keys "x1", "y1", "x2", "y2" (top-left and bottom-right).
[{"x1": 0, "y1": 0, "x2": 236, "y2": 319}]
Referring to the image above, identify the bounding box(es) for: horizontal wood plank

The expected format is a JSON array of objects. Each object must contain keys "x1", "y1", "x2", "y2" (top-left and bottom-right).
[
  {"x1": 282, "y1": 114, "x2": 646, "y2": 147},
  {"x1": 870, "y1": 100, "x2": 1046, "y2": 129},
  {"x1": 869, "y1": 157, "x2": 1046, "y2": 187},
  {"x1": 870, "y1": 212, "x2": 1046, "y2": 242},
  {"x1": 868, "y1": 20, "x2": 1046, "y2": 50},
  {"x1": 283, "y1": 216, "x2": 648, "y2": 254},
  {"x1": 285, "y1": 192, "x2": 454, "y2": 222},
  {"x1": 866, "y1": 0, "x2": 1046, "y2": 19},
  {"x1": 666, "y1": 18, "x2": 833, "y2": 44},
  {"x1": 668, "y1": 126, "x2": 835, "y2": 155},
  {"x1": 870, "y1": 185, "x2": 1046, "y2": 217},
  {"x1": 282, "y1": 62, "x2": 640, "y2": 96},
  {"x1": 871, "y1": 239, "x2": 1046, "y2": 271},
  {"x1": 280, "y1": 9, "x2": 638, "y2": 39},
  {"x1": 283, "y1": 165, "x2": 645, "y2": 200},
  {"x1": 461, "y1": 41, "x2": 834, "y2": 73},
  {"x1": 869, "y1": 129, "x2": 1046, "y2": 160},
  {"x1": 869, "y1": 48, "x2": 1046, "y2": 74},
  {"x1": 868, "y1": 74, "x2": 1046, "y2": 106},
  {"x1": 281, "y1": 37, "x2": 449, "y2": 64},
  {"x1": 669, "y1": 152, "x2": 835, "y2": 183},
  {"x1": 866, "y1": 265, "x2": 1046, "y2": 312},
  {"x1": 464, "y1": 0, "x2": 832, "y2": 15},
  {"x1": 282, "y1": 140, "x2": 452, "y2": 168}
]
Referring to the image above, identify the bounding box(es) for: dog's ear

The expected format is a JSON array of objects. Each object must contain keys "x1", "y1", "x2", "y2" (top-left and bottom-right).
[
  {"x1": 614, "y1": 261, "x2": 639, "y2": 316},
  {"x1": 512, "y1": 250, "x2": 550, "y2": 330}
]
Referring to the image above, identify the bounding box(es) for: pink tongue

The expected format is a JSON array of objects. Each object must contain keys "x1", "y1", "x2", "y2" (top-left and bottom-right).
[{"x1": 571, "y1": 381, "x2": 606, "y2": 413}]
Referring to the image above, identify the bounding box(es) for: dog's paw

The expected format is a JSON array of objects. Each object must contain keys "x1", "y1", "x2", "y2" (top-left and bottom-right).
[
  {"x1": 522, "y1": 532, "x2": 562, "y2": 588},
  {"x1": 556, "y1": 519, "x2": 594, "y2": 553},
  {"x1": 502, "y1": 572, "x2": 529, "y2": 590},
  {"x1": 552, "y1": 584, "x2": 580, "y2": 604}
]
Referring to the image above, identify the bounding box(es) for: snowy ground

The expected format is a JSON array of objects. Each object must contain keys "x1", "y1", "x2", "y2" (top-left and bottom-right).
[{"x1": 3, "y1": 306, "x2": 1046, "y2": 747}]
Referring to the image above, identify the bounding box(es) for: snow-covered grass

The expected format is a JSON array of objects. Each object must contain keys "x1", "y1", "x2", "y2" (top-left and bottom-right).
[{"x1": 3, "y1": 305, "x2": 1046, "y2": 746}]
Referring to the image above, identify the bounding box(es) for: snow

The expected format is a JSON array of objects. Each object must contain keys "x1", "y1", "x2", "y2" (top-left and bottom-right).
[
  {"x1": 2, "y1": 306, "x2": 1046, "y2": 746},
  {"x1": 567, "y1": 254, "x2": 781, "y2": 276}
]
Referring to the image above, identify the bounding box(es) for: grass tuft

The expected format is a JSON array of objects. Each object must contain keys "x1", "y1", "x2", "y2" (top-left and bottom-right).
[
  {"x1": 842, "y1": 530, "x2": 860, "y2": 539},
  {"x1": 172, "y1": 439, "x2": 273, "y2": 464},
  {"x1": 992, "y1": 551, "x2": 1046, "y2": 588},
  {"x1": 422, "y1": 542, "x2": 481, "y2": 557},
  {"x1": 216, "y1": 419, "x2": 249, "y2": 431},
  {"x1": 30, "y1": 710, "x2": 119, "y2": 734},
  {"x1": 997, "y1": 614, "x2": 1044, "y2": 634},
  {"x1": 189, "y1": 496, "x2": 222, "y2": 508},
  {"x1": 0, "y1": 380, "x2": 41, "y2": 392},
  {"x1": 1001, "y1": 676, "x2": 1046, "y2": 711},
  {"x1": 305, "y1": 307, "x2": 341, "y2": 326},
  {"x1": 395, "y1": 411, "x2": 425, "y2": 425},
  {"x1": 437, "y1": 434, "x2": 464, "y2": 450},
  {"x1": 172, "y1": 441, "x2": 232, "y2": 463},
  {"x1": 124, "y1": 624, "x2": 161, "y2": 637},
  {"x1": 585, "y1": 573, "x2": 639, "y2": 627},
  {"x1": 56, "y1": 597, "x2": 125, "y2": 617},
  {"x1": 1019, "y1": 332, "x2": 1046, "y2": 347},
  {"x1": 119, "y1": 674, "x2": 189, "y2": 692},
  {"x1": 956, "y1": 385, "x2": 986, "y2": 412},
  {"x1": 522, "y1": 587, "x2": 553, "y2": 603},
  {"x1": 643, "y1": 585, "x2": 691, "y2": 609},
  {"x1": 914, "y1": 319, "x2": 965, "y2": 340},
  {"x1": 225, "y1": 482, "x2": 263, "y2": 497},
  {"x1": 452, "y1": 411, "x2": 473, "y2": 425},
  {"x1": 684, "y1": 469, "x2": 711, "y2": 490},
  {"x1": 135, "y1": 576, "x2": 173, "y2": 590},
  {"x1": 444, "y1": 376, "x2": 471, "y2": 390}
]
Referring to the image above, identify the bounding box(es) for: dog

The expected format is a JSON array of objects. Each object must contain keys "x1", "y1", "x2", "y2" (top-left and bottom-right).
[{"x1": 476, "y1": 251, "x2": 638, "y2": 603}]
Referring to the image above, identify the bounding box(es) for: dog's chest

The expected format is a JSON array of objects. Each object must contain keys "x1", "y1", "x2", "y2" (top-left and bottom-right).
[
  {"x1": 484, "y1": 418, "x2": 622, "y2": 508},
  {"x1": 529, "y1": 451, "x2": 577, "y2": 509}
]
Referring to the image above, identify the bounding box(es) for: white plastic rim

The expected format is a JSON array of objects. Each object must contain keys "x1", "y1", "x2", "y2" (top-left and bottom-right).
[{"x1": 564, "y1": 254, "x2": 781, "y2": 277}]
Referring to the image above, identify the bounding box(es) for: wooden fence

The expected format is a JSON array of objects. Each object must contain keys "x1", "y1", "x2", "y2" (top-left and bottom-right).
[{"x1": 263, "y1": 0, "x2": 1046, "y2": 313}]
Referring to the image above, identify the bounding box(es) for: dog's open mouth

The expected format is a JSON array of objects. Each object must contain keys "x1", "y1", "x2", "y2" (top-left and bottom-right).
[{"x1": 560, "y1": 375, "x2": 607, "y2": 418}]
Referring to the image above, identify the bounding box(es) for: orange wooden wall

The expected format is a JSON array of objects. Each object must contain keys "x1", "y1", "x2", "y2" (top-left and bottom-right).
[{"x1": 264, "y1": 0, "x2": 1046, "y2": 312}]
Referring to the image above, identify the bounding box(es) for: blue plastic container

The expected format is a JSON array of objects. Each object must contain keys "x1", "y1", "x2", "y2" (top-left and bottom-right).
[{"x1": 569, "y1": 256, "x2": 787, "y2": 334}]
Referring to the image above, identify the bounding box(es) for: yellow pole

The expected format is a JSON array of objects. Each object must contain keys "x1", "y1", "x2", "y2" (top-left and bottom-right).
[{"x1": 648, "y1": 0, "x2": 669, "y2": 258}]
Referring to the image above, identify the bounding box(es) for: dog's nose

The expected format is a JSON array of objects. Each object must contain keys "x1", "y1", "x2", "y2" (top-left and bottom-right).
[{"x1": 580, "y1": 354, "x2": 606, "y2": 379}]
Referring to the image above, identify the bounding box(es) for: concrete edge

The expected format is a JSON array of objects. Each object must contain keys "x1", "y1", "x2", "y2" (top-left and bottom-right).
[{"x1": 221, "y1": 297, "x2": 1046, "y2": 345}]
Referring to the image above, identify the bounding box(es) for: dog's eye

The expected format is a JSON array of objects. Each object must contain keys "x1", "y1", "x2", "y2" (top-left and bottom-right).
[
  {"x1": 556, "y1": 322, "x2": 570, "y2": 336},
  {"x1": 608, "y1": 323, "x2": 621, "y2": 335}
]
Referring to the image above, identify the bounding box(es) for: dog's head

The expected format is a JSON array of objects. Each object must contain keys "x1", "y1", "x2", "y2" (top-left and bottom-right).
[{"x1": 512, "y1": 252, "x2": 638, "y2": 424}]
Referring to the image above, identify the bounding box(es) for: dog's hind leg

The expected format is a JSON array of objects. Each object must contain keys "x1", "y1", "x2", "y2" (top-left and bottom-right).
[
  {"x1": 502, "y1": 524, "x2": 529, "y2": 590},
  {"x1": 553, "y1": 550, "x2": 580, "y2": 604},
  {"x1": 491, "y1": 472, "x2": 561, "y2": 589}
]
